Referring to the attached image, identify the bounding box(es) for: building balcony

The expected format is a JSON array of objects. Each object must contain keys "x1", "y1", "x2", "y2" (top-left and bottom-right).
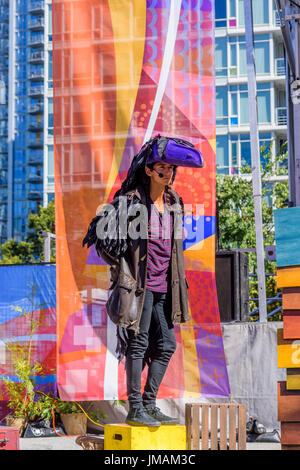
[
  {"x1": 28, "y1": 173, "x2": 43, "y2": 183},
  {"x1": 0, "y1": 108, "x2": 8, "y2": 120},
  {"x1": 28, "y1": 120, "x2": 43, "y2": 132},
  {"x1": 28, "y1": 1, "x2": 44, "y2": 14},
  {"x1": 275, "y1": 58, "x2": 285, "y2": 76},
  {"x1": 29, "y1": 50, "x2": 44, "y2": 64},
  {"x1": 28, "y1": 190, "x2": 42, "y2": 200},
  {"x1": 0, "y1": 206, "x2": 7, "y2": 220},
  {"x1": 276, "y1": 107, "x2": 287, "y2": 126},
  {"x1": 273, "y1": 10, "x2": 281, "y2": 28},
  {"x1": 28, "y1": 103, "x2": 43, "y2": 114},
  {"x1": 28, "y1": 17, "x2": 45, "y2": 30},
  {"x1": 28, "y1": 150, "x2": 43, "y2": 164},
  {"x1": 0, "y1": 158, "x2": 7, "y2": 170},
  {"x1": 0, "y1": 24, "x2": 8, "y2": 38},
  {"x1": 0, "y1": 8, "x2": 8, "y2": 22},
  {"x1": 0, "y1": 175, "x2": 7, "y2": 187},
  {"x1": 28, "y1": 86, "x2": 44, "y2": 97},
  {"x1": 28, "y1": 34, "x2": 44, "y2": 48},
  {"x1": 28, "y1": 138, "x2": 43, "y2": 149},
  {"x1": 0, "y1": 144, "x2": 8, "y2": 154},
  {"x1": 0, "y1": 208, "x2": 7, "y2": 221},
  {"x1": 0, "y1": 193, "x2": 7, "y2": 204},
  {"x1": 0, "y1": 127, "x2": 7, "y2": 137},
  {"x1": 29, "y1": 70, "x2": 45, "y2": 81}
]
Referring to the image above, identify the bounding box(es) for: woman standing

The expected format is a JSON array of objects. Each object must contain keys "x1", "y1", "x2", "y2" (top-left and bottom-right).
[{"x1": 83, "y1": 136, "x2": 203, "y2": 427}]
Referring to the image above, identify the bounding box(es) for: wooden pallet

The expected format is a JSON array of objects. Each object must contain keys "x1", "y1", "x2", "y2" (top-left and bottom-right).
[{"x1": 185, "y1": 403, "x2": 246, "y2": 450}]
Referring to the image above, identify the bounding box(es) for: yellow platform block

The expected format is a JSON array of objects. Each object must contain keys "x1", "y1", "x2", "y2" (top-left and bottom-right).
[
  {"x1": 104, "y1": 424, "x2": 186, "y2": 450},
  {"x1": 287, "y1": 369, "x2": 300, "y2": 390}
]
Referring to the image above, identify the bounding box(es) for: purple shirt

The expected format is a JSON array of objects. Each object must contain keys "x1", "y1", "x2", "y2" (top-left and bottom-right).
[{"x1": 146, "y1": 193, "x2": 173, "y2": 293}]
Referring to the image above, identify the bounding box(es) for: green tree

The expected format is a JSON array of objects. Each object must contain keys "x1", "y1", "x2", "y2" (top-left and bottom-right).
[
  {"x1": 216, "y1": 142, "x2": 289, "y2": 321},
  {"x1": 0, "y1": 200, "x2": 55, "y2": 264}
]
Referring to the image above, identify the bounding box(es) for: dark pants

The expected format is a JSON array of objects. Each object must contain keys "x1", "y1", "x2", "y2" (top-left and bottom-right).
[{"x1": 125, "y1": 289, "x2": 177, "y2": 409}]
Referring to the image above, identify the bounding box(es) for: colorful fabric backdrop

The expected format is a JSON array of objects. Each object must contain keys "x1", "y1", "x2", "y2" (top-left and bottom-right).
[
  {"x1": 0, "y1": 265, "x2": 56, "y2": 399},
  {"x1": 53, "y1": 0, "x2": 230, "y2": 400}
]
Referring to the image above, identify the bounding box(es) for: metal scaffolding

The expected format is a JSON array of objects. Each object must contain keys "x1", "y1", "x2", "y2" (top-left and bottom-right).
[
  {"x1": 275, "y1": 0, "x2": 300, "y2": 206},
  {"x1": 244, "y1": 0, "x2": 267, "y2": 322}
]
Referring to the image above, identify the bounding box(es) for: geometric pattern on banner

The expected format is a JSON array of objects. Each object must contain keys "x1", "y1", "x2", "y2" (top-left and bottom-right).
[{"x1": 0, "y1": 265, "x2": 56, "y2": 399}]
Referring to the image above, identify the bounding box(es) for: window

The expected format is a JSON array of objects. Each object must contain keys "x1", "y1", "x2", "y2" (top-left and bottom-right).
[
  {"x1": 239, "y1": 88, "x2": 249, "y2": 124},
  {"x1": 215, "y1": 0, "x2": 227, "y2": 27},
  {"x1": 257, "y1": 83, "x2": 271, "y2": 123},
  {"x1": 48, "y1": 145, "x2": 54, "y2": 183},
  {"x1": 14, "y1": 201, "x2": 26, "y2": 217},
  {"x1": 216, "y1": 135, "x2": 229, "y2": 173},
  {"x1": 15, "y1": 150, "x2": 26, "y2": 164},
  {"x1": 48, "y1": 97, "x2": 53, "y2": 134},
  {"x1": 216, "y1": 86, "x2": 228, "y2": 126},
  {"x1": 238, "y1": 0, "x2": 269, "y2": 26},
  {"x1": 14, "y1": 166, "x2": 26, "y2": 182},
  {"x1": 48, "y1": 193, "x2": 54, "y2": 204},
  {"x1": 14, "y1": 183, "x2": 26, "y2": 199},
  {"x1": 15, "y1": 115, "x2": 26, "y2": 131},
  {"x1": 229, "y1": 83, "x2": 271, "y2": 126},
  {"x1": 215, "y1": 37, "x2": 227, "y2": 77},
  {"x1": 226, "y1": 133, "x2": 273, "y2": 173},
  {"x1": 48, "y1": 3, "x2": 52, "y2": 40},
  {"x1": 48, "y1": 51, "x2": 53, "y2": 88},
  {"x1": 229, "y1": 35, "x2": 270, "y2": 76},
  {"x1": 255, "y1": 36, "x2": 270, "y2": 75}
]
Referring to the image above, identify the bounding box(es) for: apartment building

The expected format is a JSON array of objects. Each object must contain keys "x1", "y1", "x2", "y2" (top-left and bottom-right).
[
  {"x1": 215, "y1": 0, "x2": 287, "y2": 175},
  {"x1": 0, "y1": 0, "x2": 53, "y2": 245}
]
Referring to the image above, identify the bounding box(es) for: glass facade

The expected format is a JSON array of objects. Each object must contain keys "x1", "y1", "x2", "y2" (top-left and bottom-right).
[
  {"x1": 215, "y1": 0, "x2": 270, "y2": 28},
  {"x1": 0, "y1": 0, "x2": 9, "y2": 245},
  {"x1": 215, "y1": 0, "x2": 287, "y2": 175},
  {"x1": 0, "y1": 0, "x2": 53, "y2": 245}
]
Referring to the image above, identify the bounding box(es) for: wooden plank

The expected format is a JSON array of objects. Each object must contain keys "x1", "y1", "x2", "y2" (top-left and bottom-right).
[
  {"x1": 277, "y1": 266, "x2": 300, "y2": 288},
  {"x1": 238, "y1": 405, "x2": 246, "y2": 450},
  {"x1": 201, "y1": 405, "x2": 209, "y2": 450},
  {"x1": 219, "y1": 404, "x2": 228, "y2": 450},
  {"x1": 283, "y1": 287, "x2": 300, "y2": 310},
  {"x1": 277, "y1": 328, "x2": 300, "y2": 368},
  {"x1": 185, "y1": 404, "x2": 192, "y2": 450},
  {"x1": 274, "y1": 207, "x2": 300, "y2": 268},
  {"x1": 287, "y1": 369, "x2": 300, "y2": 390},
  {"x1": 210, "y1": 405, "x2": 218, "y2": 450},
  {"x1": 228, "y1": 405, "x2": 237, "y2": 450},
  {"x1": 192, "y1": 405, "x2": 200, "y2": 451},
  {"x1": 283, "y1": 310, "x2": 300, "y2": 339},
  {"x1": 281, "y1": 422, "x2": 300, "y2": 445},
  {"x1": 278, "y1": 381, "x2": 300, "y2": 421},
  {"x1": 282, "y1": 444, "x2": 300, "y2": 450}
]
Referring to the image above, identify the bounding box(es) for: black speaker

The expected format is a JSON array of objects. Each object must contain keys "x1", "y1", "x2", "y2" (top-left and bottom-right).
[{"x1": 215, "y1": 251, "x2": 249, "y2": 322}]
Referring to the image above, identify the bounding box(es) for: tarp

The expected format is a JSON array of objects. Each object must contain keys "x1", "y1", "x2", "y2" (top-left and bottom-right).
[
  {"x1": 53, "y1": 0, "x2": 230, "y2": 400},
  {"x1": 0, "y1": 264, "x2": 56, "y2": 399}
]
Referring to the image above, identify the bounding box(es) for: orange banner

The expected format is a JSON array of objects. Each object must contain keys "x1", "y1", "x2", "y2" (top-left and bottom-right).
[{"x1": 53, "y1": 0, "x2": 230, "y2": 400}]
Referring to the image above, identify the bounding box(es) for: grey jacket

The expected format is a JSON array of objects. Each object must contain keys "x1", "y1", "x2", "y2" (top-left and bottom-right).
[{"x1": 98, "y1": 184, "x2": 190, "y2": 334}]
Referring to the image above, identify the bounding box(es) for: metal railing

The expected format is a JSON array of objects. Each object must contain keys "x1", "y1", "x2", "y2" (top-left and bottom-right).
[
  {"x1": 28, "y1": 18, "x2": 44, "y2": 29},
  {"x1": 28, "y1": 1, "x2": 44, "y2": 12},
  {"x1": 249, "y1": 272, "x2": 282, "y2": 321},
  {"x1": 276, "y1": 107, "x2": 287, "y2": 126},
  {"x1": 273, "y1": 9, "x2": 281, "y2": 27},
  {"x1": 275, "y1": 57, "x2": 285, "y2": 76},
  {"x1": 29, "y1": 51, "x2": 44, "y2": 62}
]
